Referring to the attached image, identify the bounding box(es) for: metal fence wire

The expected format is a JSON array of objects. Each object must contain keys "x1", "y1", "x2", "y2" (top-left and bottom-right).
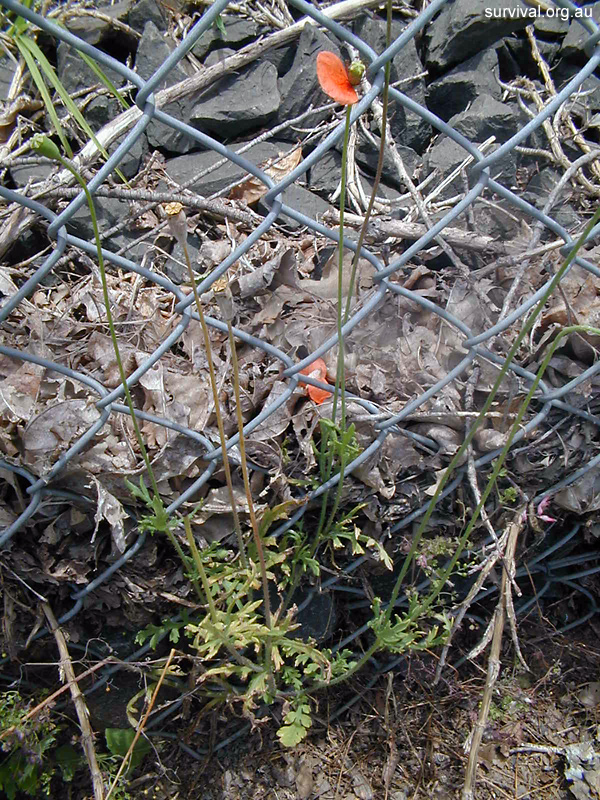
[{"x1": 1, "y1": 0, "x2": 600, "y2": 689}]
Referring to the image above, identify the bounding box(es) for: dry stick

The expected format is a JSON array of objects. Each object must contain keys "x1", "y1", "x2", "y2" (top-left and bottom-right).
[
  {"x1": 433, "y1": 526, "x2": 510, "y2": 684},
  {"x1": 326, "y1": 210, "x2": 521, "y2": 255},
  {"x1": 225, "y1": 311, "x2": 275, "y2": 686},
  {"x1": 42, "y1": 602, "x2": 105, "y2": 800},
  {"x1": 105, "y1": 649, "x2": 176, "y2": 800},
  {"x1": 463, "y1": 366, "x2": 521, "y2": 604},
  {"x1": 0, "y1": 657, "x2": 117, "y2": 742},
  {"x1": 165, "y1": 204, "x2": 248, "y2": 569},
  {"x1": 526, "y1": 25, "x2": 600, "y2": 186},
  {"x1": 43, "y1": 184, "x2": 263, "y2": 228},
  {"x1": 461, "y1": 513, "x2": 522, "y2": 800}
]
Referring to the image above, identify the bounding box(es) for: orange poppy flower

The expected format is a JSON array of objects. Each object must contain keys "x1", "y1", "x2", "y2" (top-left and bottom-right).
[
  {"x1": 316, "y1": 51, "x2": 358, "y2": 106},
  {"x1": 300, "y1": 358, "x2": 331, "y2": 404}
]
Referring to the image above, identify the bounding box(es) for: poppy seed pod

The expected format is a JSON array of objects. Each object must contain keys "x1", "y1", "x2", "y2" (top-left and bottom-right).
[
  {"x1": 347, "y1": 60, "x2": 365, "y2": 86},
  {"x1": 164, "y1": 201, "x2": 187, "y2": 248},
  {"x1": 31, "y1": 133, "x2": 61, "y2": 161}
]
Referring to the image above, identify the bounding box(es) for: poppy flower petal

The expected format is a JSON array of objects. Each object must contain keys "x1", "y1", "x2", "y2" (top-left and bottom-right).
[
  {"x1": 300, "y1": 358, "x2": 327, "y2": 381},
  {"x1": 307, "y1": 385, "x2": 331, "y2": 404},
  {"x1": 316, "y1": 51, "x2": 358, "y2": 105},
  {"x1": 300, "y1": 358, "x2": 330, "y2": 404}
]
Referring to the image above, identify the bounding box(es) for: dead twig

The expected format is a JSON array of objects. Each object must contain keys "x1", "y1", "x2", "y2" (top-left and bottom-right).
[
  {"x1": 42, "y1": 601, "x2": 105, "y2": 800},
  {"x1": 105, "y1": 648, "x2": 176, "y2": 800},
  {"x1": 0, "y1": 657, "x2": 119, "y2": 742},
  {"x1": 325, "y1": 210, "x2": 521, "y2": 255},
  {"x1": 461, "y1": 512, "x2": 523, "y2": 800}
]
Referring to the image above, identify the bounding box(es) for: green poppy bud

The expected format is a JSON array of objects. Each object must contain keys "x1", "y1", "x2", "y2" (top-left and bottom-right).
[
  {"x1": 30, "y1": 134, "x2": 61, "y2": 161},
  {"x1": 347, "y1": 60, "x2": 365, "y2": 86}
]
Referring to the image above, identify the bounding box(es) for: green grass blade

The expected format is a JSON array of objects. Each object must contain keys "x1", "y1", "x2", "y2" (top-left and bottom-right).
[
  {"x1": 15, "y1": 36, "x2": 73, "y2": 157},
  {"x1": 78, "y1": 50, "x2": 129, "y2": 110},
  {"x1": 18, "y1": 34, "x2": 128, "y2": 183}
]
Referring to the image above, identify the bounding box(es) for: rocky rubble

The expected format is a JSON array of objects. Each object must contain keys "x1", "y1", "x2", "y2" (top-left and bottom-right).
[{"x1": 1, "y1": 0, "x2": 597, "y2": 260}]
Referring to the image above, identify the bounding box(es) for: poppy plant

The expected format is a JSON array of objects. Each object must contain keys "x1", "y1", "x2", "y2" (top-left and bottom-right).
[{"x1": 316, "y1": 51, "x2": 358, "y2": 106}]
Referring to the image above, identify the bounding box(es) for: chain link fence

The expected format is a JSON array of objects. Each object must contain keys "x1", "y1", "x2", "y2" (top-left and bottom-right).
[{"x1": 1, "y1": 0, "x2": 600, "y2": 738}]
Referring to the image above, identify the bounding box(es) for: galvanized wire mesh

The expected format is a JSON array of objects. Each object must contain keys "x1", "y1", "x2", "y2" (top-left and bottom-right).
[{"x1": 1, "y1": 0, "x2": 600, "y2": 696}]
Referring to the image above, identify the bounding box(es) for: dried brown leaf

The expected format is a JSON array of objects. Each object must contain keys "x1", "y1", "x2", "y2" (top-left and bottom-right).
[
  {"x1": 92, "y1": 477, "x2": 129, "y2": 553},
  {"x1": 229, "y1": 146, "x2": 302, "y2": 205}
]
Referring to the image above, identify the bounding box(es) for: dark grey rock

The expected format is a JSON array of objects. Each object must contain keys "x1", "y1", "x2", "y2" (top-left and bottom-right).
[
  {"x1": 310, "y1": 147, "x2": 404, "y2": 210},
  {"x1": 355, "y1": 133, "x2": 421, "y2": 189},
  {"x1": 135, "y1": 22, "x2": 189, "y2": 87},
  {"x1": 137, "y1": 24, "x2": 196, "y2": 153},
  {"x1": 555, "y1": 66, "x2": 600, "y2": 112},
  {"x1": 260, "y1": 182, "x2": 331, "y2": 230},
  {"x1": 534, "y1": 9, "x2": 571, "y2": 37},
  {"x1": 354, "y1": 14, "x2": 431, "y2": 152},
  {"x1": 167, "y1": 234, "x2": 202, "y2": 284},
  {"x1": 204, "y1": 48, "x2": 235, "y2": 68},
  {"x1": 9, "y1": 159, "x2": 55, "y2": 187},
  {"x1": 109, "y1": 128, "x2": 146, "y2": 178},
  {"x1": 56, "y1": 42, "x2": 124, "y2": 96},
  {"x1": 145, "y1": 97, "x2": 200, "y2": 154},
  {"x1": 192, "y1": 15, "x2": 265, "y2": 62},
  {"x1": 275, "y1": 25, "x2": 342, "y2": 136},
  {"x1": 427, "y1": 48, "x2": 500, "y2": 123},
  {"x1": 66, "y1": 195, "x2": 138, "y2": 251},
  {"x1": 0, "y1": 57, "x2": 12, "y2": 103},
  {"x1": 165, "y1": 142, "x2": 300, "y2": 197},
  {"x1": 189, "y1": 58, "x2": 279, "y2": 138},
  {"x1": 522, "y1": 167, "x2": 581, "y2": 230},
  {"x1": 261, "y1": 44, "x2": 296, "y2": 77},
  {"x1": 305, "y1": 149, "x2": 341, "y2": 197},
  {"x1": 466, "y1": 198, "x2": 524, "y2": 241},
  {"x1": 448, "y1": 94, "x2": 523, "y2": 144},
  {"x1": 560, "y1": 4, "x2": 600, "y2": 61},
  {"x1": 128, "y1": 0, "x2": 167, "y2": 33},
  {"x1": 164, "y1": 143, "x2": 330, "y2": 230},
  {"x1": 84, "y1": 95, "x2": 123, "y2": 133},
  {"x1": 424, "y1": 0, "x2": 531, "y2": 75},
  {"x1": 64, "y1": 0, "x2": 132, "y2": 46},
  {"x1": 424, "y1": 136, "x2": 516, "y2": 198},
  {"x1": 497, "y1": 37, "x2": 560, "y2": 82}
]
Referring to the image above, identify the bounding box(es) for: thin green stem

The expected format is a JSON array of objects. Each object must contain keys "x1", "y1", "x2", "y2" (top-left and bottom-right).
[
  {"x1": 315, "y1": 103, "x2": 353, "y2": 544},
  {"x1": 54, "y1": 157, "x2": 193, "y2": 570},
  {"x1": 331, "y1": 102, "x2": 352, "y2": 431},
  {"x1": 343, "y1": 15, "x2": 392, "y2": 325},
  {"x1": 185, "y1": 516, "x2": 217, "y2": 618}
]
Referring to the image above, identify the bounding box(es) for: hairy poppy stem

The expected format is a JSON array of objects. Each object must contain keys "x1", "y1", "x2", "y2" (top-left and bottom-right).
[
  {"x1": 343, "y1": 16, "x2": 392, "y2": 325},
  {"x1": 331, "y1": 103, "x2": 352, "y2": 432},
  {"x1": 316, "y1": 102, "x2": 354, "y2": 541},
  {"x1": 176, "y1": 233, "x2": 249, "y2": 571}
]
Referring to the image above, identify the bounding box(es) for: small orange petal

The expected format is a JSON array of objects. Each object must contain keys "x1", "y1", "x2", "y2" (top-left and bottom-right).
[
  {"x1": 300, "y1": 358, "x2": 327, "y2": 381},
  {"x1": 316, "y1": 51, "x2": 358, "y2": 105},
  {"x1": 300, "y1": 358, "x2": 330, "y2": 404},
  {"x1": 307, "y1": 385, "x2": 331, "y2": 404}
]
